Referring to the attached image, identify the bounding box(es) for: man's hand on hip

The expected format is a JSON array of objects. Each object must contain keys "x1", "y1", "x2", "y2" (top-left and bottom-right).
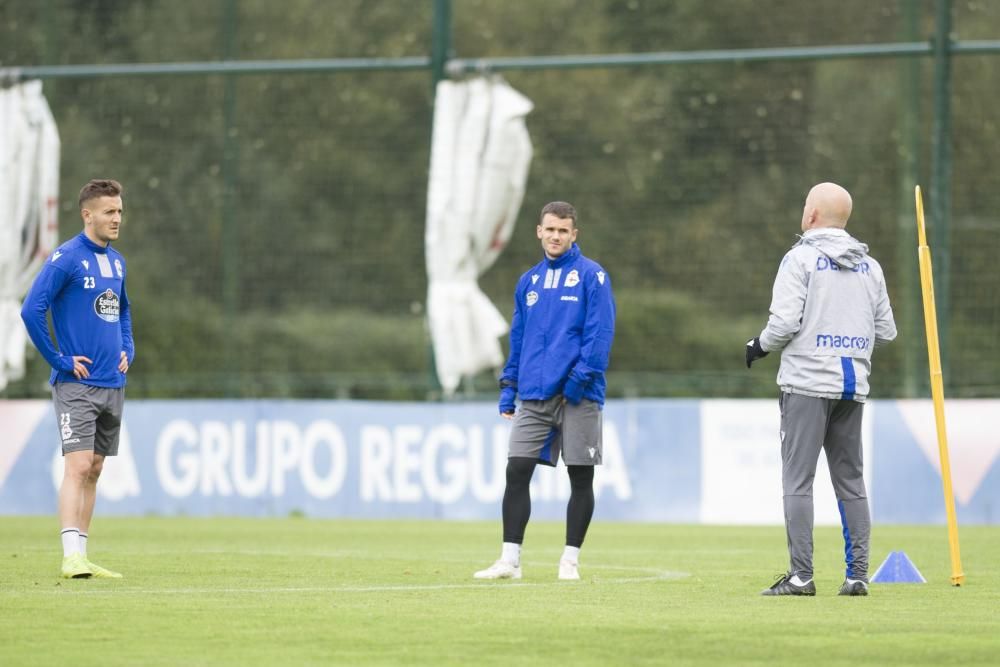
[{"x1": 71, "y1": 355, "x2": 93, "y2": 380}]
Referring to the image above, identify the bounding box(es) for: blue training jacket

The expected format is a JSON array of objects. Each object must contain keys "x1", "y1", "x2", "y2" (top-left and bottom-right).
[
  {"x1": 21, "y1": 232, "x2": 134, "y2": 388},
  {"x1": 501, "y1": 243, "x2": 616, "y2": 405}
]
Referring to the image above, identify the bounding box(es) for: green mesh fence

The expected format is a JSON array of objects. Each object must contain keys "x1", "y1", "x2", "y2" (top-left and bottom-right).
[{"x1": 2, "y1": 0, "x2": 999, "y2": 399}]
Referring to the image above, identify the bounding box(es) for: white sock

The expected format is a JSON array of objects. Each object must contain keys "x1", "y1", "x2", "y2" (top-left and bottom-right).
[
  {"x1": 61, "y1": 528, "x2": 81, "y2": 557},
  {"x1": 501, "y1": 542, "x2": 521, "y2": 565},
  {"x1": 79, "y1": 533, "x2": 88, "y2": 557},
  {"x1": 789, "y1": 574, "x2": 812, "y2": 586},
  {"x1": 562, "y1": 546, "x2": 580, "y2": 564}
]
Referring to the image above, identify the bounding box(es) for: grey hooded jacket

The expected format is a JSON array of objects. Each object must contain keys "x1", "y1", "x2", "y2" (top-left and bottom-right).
[{"x1": 758, "y1": 228, "x2": 897, "y2": 401}]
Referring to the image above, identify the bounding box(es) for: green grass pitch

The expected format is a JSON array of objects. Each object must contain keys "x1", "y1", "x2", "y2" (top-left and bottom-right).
[{"x1": 1, "y1": 517, "x2": 997, "y2": 666}]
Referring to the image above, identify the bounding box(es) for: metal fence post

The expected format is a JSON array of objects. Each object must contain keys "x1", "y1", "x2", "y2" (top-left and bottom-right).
[
  {"x1": 221, "y1": 0, "x2": 241, "y2": 396},
  {"x1": 426, "y1": 0, "x2": 453, "y2": 398},
  {"x1": 896, "y1": 0, "x2": 922, "y2": 397},
  {"x1": 431, "y1": 0, "x2": 452, "y2": 87},
  {"x1": 930, "y1": 0, "x2": 953, "y2": 383}
]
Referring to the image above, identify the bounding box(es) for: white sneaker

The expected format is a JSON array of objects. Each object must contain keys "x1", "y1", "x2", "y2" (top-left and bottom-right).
[
  {"x1": 473, "y1": 560, "x2": 522, "y2": 580},
  {"x1": 558, "y1": 559, "x2": 580, "y2": 580}
]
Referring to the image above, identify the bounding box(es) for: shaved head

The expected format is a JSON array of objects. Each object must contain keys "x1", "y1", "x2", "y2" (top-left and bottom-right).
[{"x1": 801, "y1": 182, "x2": 852, "y2": 232}]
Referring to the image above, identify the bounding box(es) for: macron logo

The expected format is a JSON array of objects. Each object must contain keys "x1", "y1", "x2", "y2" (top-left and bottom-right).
[{"x1": 51, "y1": 251, "x2": 62, "y2": 262}]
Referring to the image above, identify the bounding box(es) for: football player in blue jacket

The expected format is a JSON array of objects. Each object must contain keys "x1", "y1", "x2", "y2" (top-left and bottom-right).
[
  {"x1": 474, "y1": 201, "x2": 615, "y2": 581},
  {"x1": 21, "y1": 179, "x2": 134, "y2": 580}
]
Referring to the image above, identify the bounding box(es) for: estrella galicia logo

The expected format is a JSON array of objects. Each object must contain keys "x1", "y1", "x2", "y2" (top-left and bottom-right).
[{"x1": 94, "y1": 289, "x2": 120, "y2": 322}]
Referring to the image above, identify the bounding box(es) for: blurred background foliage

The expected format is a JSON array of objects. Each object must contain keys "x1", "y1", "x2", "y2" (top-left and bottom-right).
[{"x1": 2, "y1": 0, "x2": 999, "y2": 400}]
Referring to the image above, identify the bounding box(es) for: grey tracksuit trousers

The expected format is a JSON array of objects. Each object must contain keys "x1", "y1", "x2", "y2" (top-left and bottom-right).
[{"x1": 780, "y1": 392, "x2": 870, "y2": 581}]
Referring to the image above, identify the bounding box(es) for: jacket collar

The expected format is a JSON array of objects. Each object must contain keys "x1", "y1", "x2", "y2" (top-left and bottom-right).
[
  {"x1": 802, "y1": 227, "x2": 848, "y2": 238},
  {"x1": 544, "y1": 243, "x2": 580, "y2": 268}
]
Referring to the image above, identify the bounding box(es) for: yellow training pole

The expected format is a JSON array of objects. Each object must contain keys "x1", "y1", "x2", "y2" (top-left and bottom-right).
[{"x1": 914, "y1": 185, "x2": 965, "y2": 586}]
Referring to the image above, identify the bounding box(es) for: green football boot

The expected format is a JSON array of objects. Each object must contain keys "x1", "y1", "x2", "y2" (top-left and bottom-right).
[
  {"x1": 85, "y1": 559, "x2": 123, "y2": 579},
  {"x1": 61, "y1": 553, "x2": 93, "y2": 579}
]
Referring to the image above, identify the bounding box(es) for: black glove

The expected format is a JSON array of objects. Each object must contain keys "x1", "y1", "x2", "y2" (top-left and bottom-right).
[
  {"x1": 745, "y1": 336, "x2": 769, "y2": 368},
  {"x1": 498, "y1": 378, "x2": 517, "y2": 415}
]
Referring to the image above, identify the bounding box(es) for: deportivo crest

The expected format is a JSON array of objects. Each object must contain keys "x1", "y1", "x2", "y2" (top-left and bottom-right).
[
  {"x1": 81, "y1": 260, "x2": 90, "y2": 270},
  {"x1": 597, "y1": 271, "x2": 605, "y2": 285},
  {"x1": 59, "y1": 412, "x2": 73, "y2": 442},
  {"x1": 564, "y1": 269, "x2": 580, "y2": 287},
  {"x1": 531, "y1": 274, "x2": 540, "y2": 285},
  {"x1": 114, "y1": 258, "x2": 123, "y2": 278},
  {"x1": 526, "y1": 291, "x2": 539, "y2": 307},
  {"x1": 94, "y1": 289, "x2": 120, "y2": 323}
]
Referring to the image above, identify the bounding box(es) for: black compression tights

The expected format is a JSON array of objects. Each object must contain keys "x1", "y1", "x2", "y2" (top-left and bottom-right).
[
  {"x1": 502, "y1": 457, "x2": 536, "y2": 544},
  {"x1": 565, "y1": 465, "x2": 595, "y2": 548},
  {"x1": 501, "y1": 458, "x2": 595, "y2": 548}
]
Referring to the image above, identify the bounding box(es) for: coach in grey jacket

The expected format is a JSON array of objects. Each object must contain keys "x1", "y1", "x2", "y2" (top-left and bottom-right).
[{"x1": 747, "y1": 182, "x2": 896, "y2": 597}]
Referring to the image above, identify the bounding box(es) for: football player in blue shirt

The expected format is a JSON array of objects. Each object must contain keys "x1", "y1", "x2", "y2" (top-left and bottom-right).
[
  {"x1": 22, "y1": 179, "x2": 134, "y2": 579},
  {"x1": 474, "y1": 201, "x2": 616, "y2": 581}
]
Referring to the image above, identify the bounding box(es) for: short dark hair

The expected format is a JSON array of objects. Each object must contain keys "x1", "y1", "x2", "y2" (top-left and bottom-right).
[
  {"x1": 79, "y1": 179, "x2": 123, "y2": 209},
  {"x1": 540, "y1": 201, "x2": 577, "y2": 226}
]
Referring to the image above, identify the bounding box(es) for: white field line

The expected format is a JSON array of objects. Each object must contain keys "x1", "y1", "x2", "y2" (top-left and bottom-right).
[
  {"x1": 37, "y1": 565, "x2": 690, "y2": 596},
  {"x1": 16, "y1": 546, "x2": 699, "y2": 561}
]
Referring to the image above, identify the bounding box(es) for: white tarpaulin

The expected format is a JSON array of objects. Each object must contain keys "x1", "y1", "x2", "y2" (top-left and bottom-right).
[
  {"x1": 425, "y1": 77, "x2": 533, "y2": 395},
  {"x1": 0, "y1": 80, "x2": 60, "y2": 391}
]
